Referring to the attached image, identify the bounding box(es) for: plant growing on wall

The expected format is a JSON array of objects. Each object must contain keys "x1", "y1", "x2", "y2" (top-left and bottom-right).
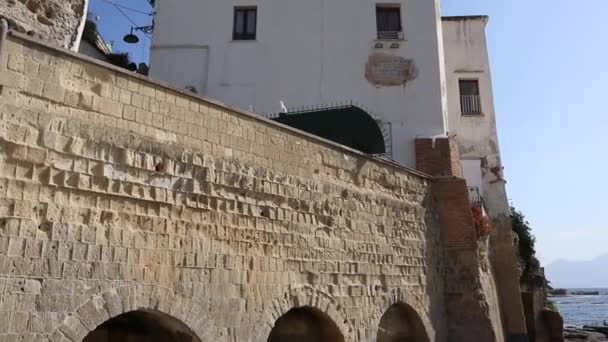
[
  {"x1": 510, "y1": 206, "x2": 545, "y2": 287},
  {"x1": 511, "y1": 207, "x2": 536, "y2": 265},
  {"x1": 472, "y1": 205, "x2": 491, "y2": 240}
]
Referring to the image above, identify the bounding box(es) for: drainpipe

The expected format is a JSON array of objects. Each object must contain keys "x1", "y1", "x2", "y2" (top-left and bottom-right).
[{"x1": 0, "y1": 18, "x2": 8, "y2": 63}]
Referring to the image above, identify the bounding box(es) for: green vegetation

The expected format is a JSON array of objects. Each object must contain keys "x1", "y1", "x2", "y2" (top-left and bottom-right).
[
  {"x1": 510, "y1": 206, "x2": 537, "y2": 267},
  {"x1": 510, "y1": 206, "x2": 543, "y2": 286},
  {"x1": 510, "y1": 206, "x2": 558, "y2": 311},
  {"x1": 546, "y1": 299, "x2": 559, "y2": 312}
]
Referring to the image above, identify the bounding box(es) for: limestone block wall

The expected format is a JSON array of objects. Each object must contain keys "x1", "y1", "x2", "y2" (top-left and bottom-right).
[
  {"x1": 0, "y1": 0, "x2": 87, "y2": 50},
  {"x1": 0, "y1": 33, "x2": 447, "y2": 341}
]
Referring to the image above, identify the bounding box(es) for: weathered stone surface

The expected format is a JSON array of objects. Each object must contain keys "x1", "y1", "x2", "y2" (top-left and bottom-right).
[
  {"x1": 365, "y1": 53, "x2": 419, "y2": 87},
  {"x1": 543, "y1": 309, "x2": 564, "y2": 342},
  {"x1": 0, "y1": 0, "x2": 87, "y2": 50},
  {"x1": 0, "y1": 33, "x2": 461, "y2": 341}
]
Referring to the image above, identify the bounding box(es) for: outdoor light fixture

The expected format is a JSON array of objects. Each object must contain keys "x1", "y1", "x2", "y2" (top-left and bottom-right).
[
  {"x1": 123, "y1": 28, "x2": 139, "y2": 44},
  {"x1": 123, "y1": 24, "x2": 154, "y2": 44}
]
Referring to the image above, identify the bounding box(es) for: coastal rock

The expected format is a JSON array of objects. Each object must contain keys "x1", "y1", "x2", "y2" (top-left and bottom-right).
[
  {"x1": 0, "y1": 0, "x2": 88, "y2": 50},
  {"x1": 549, "y1": 288, "x2": 569, "y2": 296},
  {"x1": 543, "y1": 309, "x2": 565, "y2": 342},
  {"x1": 571, "y1": 291, "x2": 600, "y2": 296},
  {"x1": 564, "y1": 326, "x2": 608, "y2": 342}
]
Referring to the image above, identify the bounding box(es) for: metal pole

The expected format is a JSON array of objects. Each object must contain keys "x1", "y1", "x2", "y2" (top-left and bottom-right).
[{"x1": 0, "y1": 18, "x2": 8, "y2": 63}]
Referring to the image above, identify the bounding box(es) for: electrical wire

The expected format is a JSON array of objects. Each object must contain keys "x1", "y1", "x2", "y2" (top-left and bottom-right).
[
  {"x1": 110, "y1": 3, "x2": 152, "y2": 40},
  {"x1": 102, "y1": 0, "x2": 152, "y2": 16}
]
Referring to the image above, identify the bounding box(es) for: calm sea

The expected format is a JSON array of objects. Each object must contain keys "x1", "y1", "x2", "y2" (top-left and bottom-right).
[{"x1": 552, "y1": 288, "x2": 608, "y2": 326}]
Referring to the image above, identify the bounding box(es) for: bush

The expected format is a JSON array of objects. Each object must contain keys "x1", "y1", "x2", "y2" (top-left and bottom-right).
[
  {"x1": 510, "y1": 206, "x2": 536, "y2": 265},
  {"x1": 510, "y1": 206, "x2": 543, "y2": 284}
]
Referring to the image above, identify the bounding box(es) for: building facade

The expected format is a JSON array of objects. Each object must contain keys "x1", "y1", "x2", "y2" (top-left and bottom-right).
[
  {"x1": 441, "y1": 16, "x2": 529, "y2": 341},
  {"x1": 149, "y1": 3, "x2": 530, "y2": 341},
  {"x1": 2, "y1": 28, "x2": 506, "y2": 342},
  {"x1": 149, "y1": 0, "x2": 449, "y2": 166}
]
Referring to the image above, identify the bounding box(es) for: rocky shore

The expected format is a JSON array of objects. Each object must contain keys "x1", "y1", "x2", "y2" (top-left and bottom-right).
[
  {"x1": 564, "y1": 325, "x2": 608, "y2": 341},
  {"x1": 549, "y1": 288, "x2": 601, "y2": 296}
]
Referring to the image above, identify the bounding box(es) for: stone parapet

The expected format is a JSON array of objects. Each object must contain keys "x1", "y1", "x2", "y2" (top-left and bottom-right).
[{"x1": 0, "y1": 32, "x2": 448, "y2": 341}]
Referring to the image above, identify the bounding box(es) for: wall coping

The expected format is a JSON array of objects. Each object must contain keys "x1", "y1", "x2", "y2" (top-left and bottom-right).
[
  {"x1": 442, "y1": 15, "x2": 489, "y2": 23},
  {"x1": 5, "y1": 30, "x2": 435, "y2": 181}
]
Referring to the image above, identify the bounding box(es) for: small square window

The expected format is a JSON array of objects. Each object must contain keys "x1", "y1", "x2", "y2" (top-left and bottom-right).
[
  {"x1": 459, "y1": 80, "x2": 482, "y2": 115},
  {"x1": 233, "y1": 7, "x2": 257, "y2": 40},
  {"x1": 376, "y1": 5, "x2": 402, "y2": 39}
]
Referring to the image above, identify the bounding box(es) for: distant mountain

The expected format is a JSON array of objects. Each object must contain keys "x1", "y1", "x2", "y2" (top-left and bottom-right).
[{"x1": 545, "y1": 254, "x2": 608, "y2": 288}]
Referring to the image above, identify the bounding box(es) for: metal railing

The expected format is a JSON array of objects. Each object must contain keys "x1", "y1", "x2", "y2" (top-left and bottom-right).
[
  {"x1": 264, "y1": 101, "x2": 394, "y2": 159},
  {"x1": 377, "y1": 31, "x2": 403, "y2": 40},
  {"x1": 468, "y1": 187, "x2": 483, "y2": 205},
  {"x1": 460, "y1": 95, "x2": 482, "y2": 115}
]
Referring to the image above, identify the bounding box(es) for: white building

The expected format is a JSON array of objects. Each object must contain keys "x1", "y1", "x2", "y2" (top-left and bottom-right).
[
  {"x1": 149, "y1": 4, "x2": 509, "y2": 196},
  {"x1": 149, "y1": 0, "x2": 449, "y2": 166},
  {"x1": 442, "y1": 16, "x2": 530, "y2": 341},
  {"x1": 149, "y1": 3, "x2": 531, "y2": 340},
  {"x1": 442, "y1": 15, "x2": 504, "y2": 212}
]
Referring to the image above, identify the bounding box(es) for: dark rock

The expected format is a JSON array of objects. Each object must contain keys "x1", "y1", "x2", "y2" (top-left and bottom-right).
[
  {"x1": 571, "y1": 291, "x2": 600, "y2": 296},
  {"x1": 543, "y1": 309, "x2": 565, "y2": 341},
  {"x1": 564, "y1": 326, "x2": 608, "y2": 342}
]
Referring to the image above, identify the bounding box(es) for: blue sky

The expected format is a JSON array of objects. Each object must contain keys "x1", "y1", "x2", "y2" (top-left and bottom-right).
[{"x1": 88, "y1": 0, "x2": 608, "y2": 265}]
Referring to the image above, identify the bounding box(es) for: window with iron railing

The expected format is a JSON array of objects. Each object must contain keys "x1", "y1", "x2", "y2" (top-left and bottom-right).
[
  {"x1": 459, "y1": 79, "x2": 482, "y2": 115},
  {"x1": 468, "y1": 187, "x2": 483, "y2": 205},
  {"x1": 376, "y1": 5, "x2": 403, "y2": 40}
]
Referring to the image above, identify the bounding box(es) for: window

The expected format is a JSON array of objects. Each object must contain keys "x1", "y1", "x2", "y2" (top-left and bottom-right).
[
  {"x1": 233, "y1": 7, "x2": 257, "y2": 40},
  {"x1": 459, "y1": 79, "x2": 482, "y2": 115},
  {"x1": 376, "y1": 5, "x2": 402, "y2": 39}
]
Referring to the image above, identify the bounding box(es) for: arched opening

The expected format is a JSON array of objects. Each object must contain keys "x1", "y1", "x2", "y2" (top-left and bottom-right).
[
  {"x1": 82, "y1": 310, "x2": 200, "y2": 342},
  {"x1": 377, "y1": 303, "x2": 430, "y2": 342},
  {"x1": 267, "y1": 306, "x2": 345, "y2": 342},
  {"x1": 271, "y1": 105, "x2": 389, "y2": 155}
]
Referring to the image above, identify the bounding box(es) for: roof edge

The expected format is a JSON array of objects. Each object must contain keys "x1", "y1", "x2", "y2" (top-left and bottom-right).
[{"x1": 442, "y1": 15, "x2": 489, "y2": 24}]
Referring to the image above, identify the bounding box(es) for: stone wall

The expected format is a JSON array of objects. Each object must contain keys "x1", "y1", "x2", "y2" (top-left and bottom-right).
[
  {"x1": 0, "y1": 0, "x2": 87, "y2": 50},
  {"x1": 0, "y1": 33, "x2": 449, "y2": 341}
]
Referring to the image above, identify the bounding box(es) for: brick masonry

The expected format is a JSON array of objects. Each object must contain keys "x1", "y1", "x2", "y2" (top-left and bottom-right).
[
  {"x1": 0, "y1": 33, "x2": 507, "y2": 341},
  {"x1": 415, "y1": 138, "x2": 463, "y2": 178}
]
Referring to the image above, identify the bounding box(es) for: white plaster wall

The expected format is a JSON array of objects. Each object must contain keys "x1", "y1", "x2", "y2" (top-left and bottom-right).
[
  {"x1": 150, "y1": 0, "x2": 448, "y2": 166},
  {"x1": 443, "y1": 19, "x2": 530, "y2": 340},
  {"x1": 442, "y1": 17, "x2": 508, "y2": 214},
  {"x1": 461, "y1": 159, "x2": 483, "y2": 192}
]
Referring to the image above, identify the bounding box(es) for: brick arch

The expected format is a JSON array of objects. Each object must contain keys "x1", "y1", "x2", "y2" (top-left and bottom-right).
[
  {"x1": 370, "y1": 288, "x2": 435, "y2": 342},
  {"x1": 51, "y1": 284, "x2": 221, "y2": 342},
  {"x1": 251, "y1": 285, "x2": 354, "y2": 342}
]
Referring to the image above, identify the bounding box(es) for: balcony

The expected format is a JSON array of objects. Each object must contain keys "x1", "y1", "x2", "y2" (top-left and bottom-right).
[
  {"x1": 460, "y1": 95, "x2": 482, "y2": 115},
  {"x1": 377, "y1": 31, "x2": 404, "y2": 40},
  {"x1": 468, "y1": 187, "x2": 483, "y2": 205}
]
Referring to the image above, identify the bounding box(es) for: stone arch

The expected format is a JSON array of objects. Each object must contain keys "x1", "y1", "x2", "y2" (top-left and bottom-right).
[
  {"x1": 376, "y1": 303, "x2": 430, "y2": 342},
  {"x1": 267, "y1": 306, "x2": 344, "y2": 342},
  {"x1": 52, "y1": 284, "x2": 220, "y2": 342},
  {"x1": 252, "y1": 286, "x2": 354, "y2": 342},
  {"x1": 370, "y1": 288, "x2": 435, "y2": 342},
  {"x1": 82, "y1": 309, "x2": 199, "y2": 342}
]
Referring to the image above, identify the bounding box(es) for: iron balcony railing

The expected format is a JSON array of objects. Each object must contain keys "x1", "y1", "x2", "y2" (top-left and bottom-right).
[
  {"x1": 377, "y1": 31, "x2": 404, "y2": 40},
  {"x1": 460, "y1": 95, "x2": 482, "y2": 115},
  {"x1": 468, "y1": 187, "x2": 483, "y2": 205}
]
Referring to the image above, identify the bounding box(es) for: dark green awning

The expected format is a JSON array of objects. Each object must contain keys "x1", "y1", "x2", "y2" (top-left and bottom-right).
[{"x1": 272, "y1": 105, "x2": 386, "y2": 155}]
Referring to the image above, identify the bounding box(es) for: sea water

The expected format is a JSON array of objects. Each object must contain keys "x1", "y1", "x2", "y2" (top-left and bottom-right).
[{"x1": 552, "y1": 288, "x2": 608, "y2": 326}]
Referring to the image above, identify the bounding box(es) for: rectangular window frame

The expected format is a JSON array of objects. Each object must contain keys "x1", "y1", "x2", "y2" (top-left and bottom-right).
[
  {"x1": 459, "y1": 79, "x2": 483, "y2": 116},
  {"x1": 376, "y1": 4, "x2": 403, "y2": 40},
  {"x1": 233, "y1": 6, "x2": 257, "y2": 41}
]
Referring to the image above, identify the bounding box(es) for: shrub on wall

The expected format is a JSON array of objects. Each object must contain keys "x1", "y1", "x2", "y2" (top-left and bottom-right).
[{"x1": 472, "y1": 205, "x2": 491, "y2": 240}]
